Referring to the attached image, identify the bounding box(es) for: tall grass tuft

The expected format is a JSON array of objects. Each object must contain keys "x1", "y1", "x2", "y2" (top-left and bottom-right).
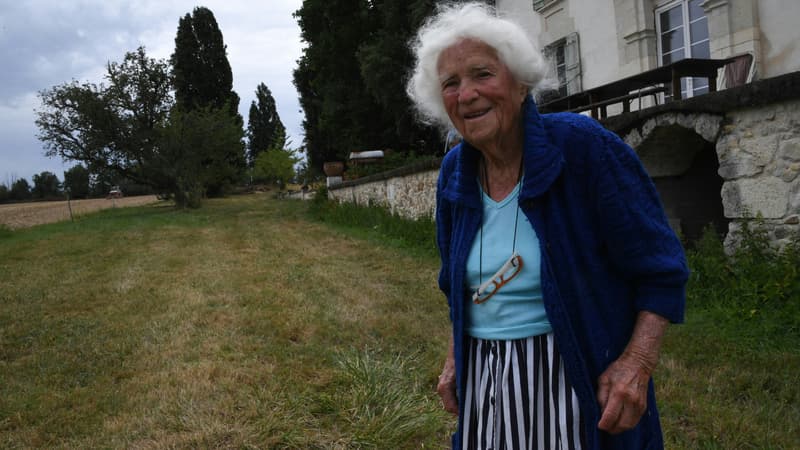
[{"x1": 327, "y1": 348, "x2": 447, "y2": 448}]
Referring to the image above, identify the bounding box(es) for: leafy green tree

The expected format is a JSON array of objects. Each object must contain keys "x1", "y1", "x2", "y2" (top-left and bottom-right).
[
  {"x1": 247, "y1": 83, "x2": 286, "y2": 166},
  {"x1": 32, "y1": 171, "x2": 61, "y2": 199},
  {"x1": 10, "y1": 178, "x2": 31, "y2": 201},
  {"x1": 157, "y1": 106, "x2": 246, "y2": 208},
  {"x1": 36, "y1": 46, "x2": 242, "y2": 207},
  {"x1": 0, "y1": 184, "x2": 9, "y2": 203},
  {"x1": 252, "y1": 130, "x2": 299, "y2": 188},
  {"x1": 36, "y1": 47, "x2": 172, "y2": 188},
  {"x1": 252, "y1": 150, "x2": 294, "y2": 188},
  {"x1": 63, "y1": 164, "x2": 90, "y2": 199}
]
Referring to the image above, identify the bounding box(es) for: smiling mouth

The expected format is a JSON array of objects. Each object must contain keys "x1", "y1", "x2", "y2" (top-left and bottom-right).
[{"x1": 464, "y1": 109, "x2": 490, "y2": 120}]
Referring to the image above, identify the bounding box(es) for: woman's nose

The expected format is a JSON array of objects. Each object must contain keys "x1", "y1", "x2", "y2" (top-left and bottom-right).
[{"x1": 457, "y1": 83, "x2": 479, "y2": 103}]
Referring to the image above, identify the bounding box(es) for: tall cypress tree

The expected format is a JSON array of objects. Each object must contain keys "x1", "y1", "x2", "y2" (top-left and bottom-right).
[
  {"x1": 171, "y1": 7, "x2": 239, "y2": 117},
  {"x1": 170, "y1": 6, "x2": 245, "y2": 196},
  {"x1": 172, "y1": 14, "x2": 200, "y2": 110},
  {"x1": 247, "y1": 83, "x2": 286, "y2": 165}
]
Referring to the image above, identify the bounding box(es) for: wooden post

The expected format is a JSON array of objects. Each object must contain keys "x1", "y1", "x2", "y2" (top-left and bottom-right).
[
  {"x1": 66, "y1": 189, "x2": 74, "y2": 222},
  {"x1": 709, "y1": 71, "x2": 718, "y2": 92},
  {"x1": 671, "y1": 67, "x2": 682, "y2": 100}
]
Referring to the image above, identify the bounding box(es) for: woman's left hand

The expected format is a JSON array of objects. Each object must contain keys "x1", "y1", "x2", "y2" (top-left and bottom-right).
[
  {"x1": 595, "y1": 353, "x2": 650, "y2": 434},
  {"x1": 596, "y1": 311, "x2": 669, "y2": 434}
]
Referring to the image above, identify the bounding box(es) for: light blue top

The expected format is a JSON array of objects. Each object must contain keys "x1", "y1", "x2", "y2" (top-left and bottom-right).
[{"x1": 465, "y1": 180, "x2": 552, "y2": 340}]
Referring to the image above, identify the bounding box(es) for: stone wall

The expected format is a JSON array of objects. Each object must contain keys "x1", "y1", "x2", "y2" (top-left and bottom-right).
[
  {"x1": 606, "y1": 72, "x2": 800, "y2": 249},
  {"x1": 621, "y1": 112, "x2": 729, "y2": 242},
  {"x1": 717, "y1": 100, "x2": 800, "y2": 249},
  {"x1": 327, "y1": 160, "x2": 440, "y2": 220},
  {"x1": 617, "y1": 101, "x2": 800, "y2": 250}
]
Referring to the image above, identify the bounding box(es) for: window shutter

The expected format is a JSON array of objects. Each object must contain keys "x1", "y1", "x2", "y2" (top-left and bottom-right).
[
  {"x1": 533, "y1": 0, "x2": 557, "y2": 11},
  {"x1": 564, "y1": 32, "x2": 581, "y2": 94}
]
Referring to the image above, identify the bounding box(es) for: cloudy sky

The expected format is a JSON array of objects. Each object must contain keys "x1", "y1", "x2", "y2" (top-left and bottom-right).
[{"x1": 0, "y1": 0, "x2": 304, "y2": 185}]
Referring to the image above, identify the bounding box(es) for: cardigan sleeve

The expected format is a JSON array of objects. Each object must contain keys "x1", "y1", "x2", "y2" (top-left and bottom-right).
[{"x1": 590, "y1": 126, "x2": 689, "y2": 323}]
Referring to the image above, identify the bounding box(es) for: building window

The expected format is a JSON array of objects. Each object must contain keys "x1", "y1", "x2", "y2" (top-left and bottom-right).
[
  {"x1": 543, "y1": 33, "x2": 581, "y2": 98},
  {"x1": 655, "y1": 0, "x2": 710, "y2": 98}
]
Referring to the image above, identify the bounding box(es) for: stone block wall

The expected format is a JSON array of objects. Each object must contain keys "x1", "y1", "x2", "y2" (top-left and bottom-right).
[
  {"x1": 328, "y1": 163, "x2": 439, "y2": 220},
  {"x1": 717, "y1": 99, "x2": 800, "y2": 249}
]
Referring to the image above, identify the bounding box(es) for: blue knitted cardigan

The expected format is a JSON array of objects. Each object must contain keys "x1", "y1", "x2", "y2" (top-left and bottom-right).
[{"x1": 436, "y1": 96, "x2": 688, "y2": 449}]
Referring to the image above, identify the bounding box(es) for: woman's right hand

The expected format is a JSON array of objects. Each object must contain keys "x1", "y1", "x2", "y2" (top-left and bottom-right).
[{"x1": 437, "y1": 336, "x2": 459, "y2": 415}]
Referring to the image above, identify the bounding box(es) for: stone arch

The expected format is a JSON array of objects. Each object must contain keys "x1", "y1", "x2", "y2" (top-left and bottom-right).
[{"x1": 623, "y1": 112, "x2": 727, "y2": 242}]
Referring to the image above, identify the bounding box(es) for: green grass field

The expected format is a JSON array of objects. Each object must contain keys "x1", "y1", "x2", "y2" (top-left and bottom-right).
[{"x1": 1, "y1": 194, "x2": 798, "y2": 448}]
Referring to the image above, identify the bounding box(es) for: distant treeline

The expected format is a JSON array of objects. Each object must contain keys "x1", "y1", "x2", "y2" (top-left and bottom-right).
[{"x1": 0, "y1": 165, "x2": 151, "y2": 204}]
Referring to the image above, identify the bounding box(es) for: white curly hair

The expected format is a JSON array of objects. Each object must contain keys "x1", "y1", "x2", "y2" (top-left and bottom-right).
[{"x1": 406, "y1": 2, "x2": 549, "y2": 130}]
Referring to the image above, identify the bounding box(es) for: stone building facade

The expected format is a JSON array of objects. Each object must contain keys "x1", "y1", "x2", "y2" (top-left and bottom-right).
[{"x1": 497, "y1": 0, "x2": 800, "y2": 96}]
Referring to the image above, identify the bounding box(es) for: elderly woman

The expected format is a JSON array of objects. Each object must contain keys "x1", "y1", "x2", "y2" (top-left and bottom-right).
[{"x1": 407, "y1": 3, "x2": 688, "y2": 450}]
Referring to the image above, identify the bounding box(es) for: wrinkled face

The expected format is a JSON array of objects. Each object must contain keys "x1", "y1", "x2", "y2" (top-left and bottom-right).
[{"x1": 437, "y1": 39, "x2": 527, "y2": 150}]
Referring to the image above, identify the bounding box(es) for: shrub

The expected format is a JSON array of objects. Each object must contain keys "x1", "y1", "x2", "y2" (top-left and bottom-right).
[{"x1": 686, "y1": 223, "x2": 800, "y2": 344}]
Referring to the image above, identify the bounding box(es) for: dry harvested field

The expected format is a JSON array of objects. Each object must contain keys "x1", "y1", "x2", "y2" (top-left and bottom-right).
[{"x1": 0, "y1": 195, "x2": 159, "y2": 229}]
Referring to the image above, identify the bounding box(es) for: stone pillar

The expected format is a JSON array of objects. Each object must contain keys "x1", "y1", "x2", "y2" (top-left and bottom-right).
[
  {"x1": 326, "y1": 177, "x2": 342, "y2": 188},
  {"x1": 716, "y1": 100, "x2": 800, "y2": 250},
  {"x1": 323, "y1": 161, "x2": 345, "y2": 189}
]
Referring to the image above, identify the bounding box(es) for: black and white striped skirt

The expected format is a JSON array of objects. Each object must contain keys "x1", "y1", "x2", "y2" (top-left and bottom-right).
[{"x1": 461, "y1": 333, "x2": 585, "y2": 450}]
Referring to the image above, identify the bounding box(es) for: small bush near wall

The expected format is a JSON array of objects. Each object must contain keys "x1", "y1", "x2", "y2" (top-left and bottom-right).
[{"x1": 687, "y1": 223, "x2": 800, "y2": 343}]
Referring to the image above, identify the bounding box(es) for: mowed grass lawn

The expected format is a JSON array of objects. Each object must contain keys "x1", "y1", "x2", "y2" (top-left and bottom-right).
[
  {"x1": 1, "y1": 194, "x2": 798, "y2": 448},
  {"x1": 0, "y1": 195, "x2": 453, "y2": 448}
]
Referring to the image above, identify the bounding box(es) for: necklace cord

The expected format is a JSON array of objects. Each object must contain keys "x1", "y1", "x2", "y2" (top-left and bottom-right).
[{"x1": 477, "y1": 155, "x2": 524, "y2": 294}]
